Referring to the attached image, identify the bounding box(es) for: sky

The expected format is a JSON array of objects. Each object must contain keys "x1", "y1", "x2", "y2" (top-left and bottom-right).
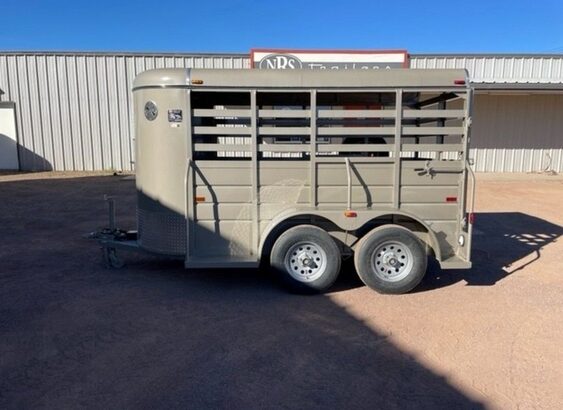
[{"x1": 2, "y1": 0, "x2": 563, "y2": 54}]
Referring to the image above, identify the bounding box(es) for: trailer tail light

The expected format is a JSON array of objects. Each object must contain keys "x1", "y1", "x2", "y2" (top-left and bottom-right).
[
  {"x1": 446, "y1": 196, "x2": 457, "y2": 203},
  {"x1": 191, "y1": 79, "x2": 204, "y2": 85},
  {"x1": 195, "y1": 195, "x2": 206, "y2": 202},
  {"x1": 454, "y1": 79, "x2": 466, "y2": 85},
  {"x1": 344, "y1": 210, "x2": 357, "y2": 218},
  {"x1": 469, "y1": 213, "x2": 475, "y2": 224}
]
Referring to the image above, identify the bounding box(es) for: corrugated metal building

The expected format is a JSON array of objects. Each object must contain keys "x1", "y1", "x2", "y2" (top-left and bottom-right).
[
  {"x1": 412, "y1": 55, "x2": 563, "y2": 172},
  {"x1": 0, "y1": 52, "x2": 562, "y2": 172}
]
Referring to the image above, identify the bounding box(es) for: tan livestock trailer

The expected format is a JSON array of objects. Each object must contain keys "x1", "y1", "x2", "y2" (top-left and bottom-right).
[{"x1": 98, "y1": 68, "x2": 475, "y2": 294}]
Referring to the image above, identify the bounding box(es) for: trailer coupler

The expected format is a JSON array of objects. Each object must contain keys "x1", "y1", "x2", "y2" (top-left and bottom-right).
[{"x1": 86, "y1": 195, "x2": 142, "y2": 268}]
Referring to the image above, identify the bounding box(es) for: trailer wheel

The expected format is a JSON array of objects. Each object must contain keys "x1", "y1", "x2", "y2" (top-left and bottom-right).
[
  {"x1": 270, "y1": 225, "x2": 341, "y2": 293},
  {"x1": 354, "y1": 225, "x2": 427, "y2": 294}
]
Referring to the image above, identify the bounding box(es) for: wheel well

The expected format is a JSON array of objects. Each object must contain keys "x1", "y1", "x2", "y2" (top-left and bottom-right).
[
  {"x1": 259, "y1": 215, "x2": 341, "y2": 265},
  {"x1": 353, "y1": 214, "x2": 438, "y2": 258},
  {"x1": 259, "y1": 212, "x2": 440, "y2": 267}
]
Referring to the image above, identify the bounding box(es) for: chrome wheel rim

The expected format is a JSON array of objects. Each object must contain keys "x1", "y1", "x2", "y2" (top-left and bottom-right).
[
  {"x1": 371, "y1": 241, "x2": 413, "y2": 282},
  {"x1": 284, "y1": 241, "x2": 327, "y2": 282}
]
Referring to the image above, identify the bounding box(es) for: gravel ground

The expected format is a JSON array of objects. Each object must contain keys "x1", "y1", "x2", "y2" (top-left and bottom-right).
[{"x1": 0, "y1": 172, "x2": 562, "y2": 409}]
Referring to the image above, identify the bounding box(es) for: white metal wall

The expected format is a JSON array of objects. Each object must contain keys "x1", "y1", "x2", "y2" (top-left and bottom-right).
[
  {"x1": 0, "y1": 53, "x2": 249, "y2": 171},
  {"x1": 411, "y1": 55, "x2": 563, "y2": 84},
  {"x1": 470, "y1": 94, "x2": 563, "y2": 172},
  {"x1": 0, "y1": 52, "x2": 562, "y2": 172},
  {"x1": 410, "y1": 54, "x2": 563, "y2": 172}
]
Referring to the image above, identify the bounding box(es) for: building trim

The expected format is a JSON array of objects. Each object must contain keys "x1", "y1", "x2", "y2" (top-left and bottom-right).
[{"x1": 0, "y1": 50, "x2": 250, "y2": 57}]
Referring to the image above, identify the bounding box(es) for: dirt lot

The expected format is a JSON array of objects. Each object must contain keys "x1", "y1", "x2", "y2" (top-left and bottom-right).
[{"x1": 0, "y1": 172, "x2": 562, "y2": 409}]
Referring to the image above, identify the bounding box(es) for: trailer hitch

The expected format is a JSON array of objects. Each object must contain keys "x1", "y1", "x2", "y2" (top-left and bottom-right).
[
  {"x1": 104, "y1": 194, "x2": 116, "y2": 231},
  {"x1": 85, "y1": 195, "x2": 138, "y2": 268},
  {"x1": 86, "y1": 195, "x2": 126, "y2": 240}
]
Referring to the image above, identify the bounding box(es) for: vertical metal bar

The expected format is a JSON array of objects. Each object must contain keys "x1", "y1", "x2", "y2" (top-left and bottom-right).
[
  {"x1": 104, "y1": 195, "x2": 116, "y2": 230},
  {"x1": 250, "y1": 90, "x2": 259, "y2": 255},
  {"x1": 463, "y1": 89, "x2": 473, "y2": 163},
  {"x1": 466, "y1": 159, "x2": 476, "y2": 261},
  {"x1": 414, "y1": 119, "x2": 420, "y2": 160},
  {"x1": 345, "y1": 157, "x2": 352, "y2": 210},
  {"x1": 310, "y1": 90, "x2": 317, "y2": 207},
  {"x1": 458, "y1": 90, "x2": 471, "y2": 213},
  {"x1": 185, "y1": 85, "x2": 194, "y2": 264},
  {"x1": 462, "y1": 89, "x2": 473, "y2": 261},
  {"x1": 109, "y1": 201, "x2": 115, "y2": 230},
  {"x1": 437, "y1": 99, "x2": 446, "y2": 160},
  {"x1": 393, "y1": 89, "x2": 403, "y2": 209},
  {"x1": 184, "y1": 158, "x2": 192, "y2": 264}
]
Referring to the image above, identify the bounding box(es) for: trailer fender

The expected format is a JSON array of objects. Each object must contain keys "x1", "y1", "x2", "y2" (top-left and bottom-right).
[
  {"x1": 258, "y1": 208, "x2": 334, "y2": 258},
  {"x1": 359, "y1": 212, "x2": 443, "y2": 262},
  {"x1": 258, "y1": 208, "x2": 443, "y2": 262}
]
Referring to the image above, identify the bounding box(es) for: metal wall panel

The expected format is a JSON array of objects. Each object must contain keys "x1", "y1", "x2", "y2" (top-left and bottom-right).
[
  {"x1": 411, "y1": 55, "x2": 563, "y2": 84},
  {"x1": 470, "y1": 94, "x2": 563, "y2": 172},
  {"x1": 0, "y1": 52, "x2": 562, "y2": 172},
  {"x1": 0, "y1": 52, "x2": 250, "y2": 171}
]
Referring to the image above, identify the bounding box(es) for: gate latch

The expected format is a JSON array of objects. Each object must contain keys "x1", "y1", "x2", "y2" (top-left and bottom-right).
[{"x1": 415, "y1": 160, "x2": 436, "y2": 178}]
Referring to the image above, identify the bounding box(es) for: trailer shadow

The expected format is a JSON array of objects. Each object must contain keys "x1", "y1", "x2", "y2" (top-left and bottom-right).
[
  {"x1": 0, "y1": 174, "x2": 487, "y2": 409},
  {"x1": 418, "y1": 212, "x2": 563, "y2": 292}
]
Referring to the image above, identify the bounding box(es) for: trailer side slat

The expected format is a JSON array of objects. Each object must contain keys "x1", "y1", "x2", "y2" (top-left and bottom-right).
[
  {"x1": 195, "y1": 143, "x2": 251, "y2": 152},
  {"x1": 317, "y1": 109, "x2": 396, "y2": 118},
  {"x1": 193, "y1": 126, "x2": 251, "y2": 135},
  {"x1": 316, "y1": 144, "x2": 393, "y2": 152},
  {"x1": 318, "y1": 127, "x2": 396, "y2": 136},
  {"x1": 192, "y1": 186, "x2": 462, "y2": 205},
  {"x1": 401, "y1": 143, "x2": 463, "y2": 152},
  {"x1": 259, "y1": 127, "x2": 311, "y2": 135},
  {"x1": 259, "y1": 109, "x2": 311, "y2": 118},
  {"x1": 402, "y1": 126, "x2": 464, "y2": 135},
  {"x1": 402, "y1": 109, "x2": 465, "y2": 118},
  {"x1": 193, "y1": 108, "x2": 251, "y2": 117}
]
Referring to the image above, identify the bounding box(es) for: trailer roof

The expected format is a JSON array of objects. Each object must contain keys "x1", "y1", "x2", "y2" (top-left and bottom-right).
[{"x1": 133, "y1": 68, "x2": 470, "y2": 90}]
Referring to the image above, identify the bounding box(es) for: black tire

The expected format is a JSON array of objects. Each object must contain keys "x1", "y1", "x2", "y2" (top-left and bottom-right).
[
  {"x1": 354, "y1": 225, "x2": 427, "y2": 294},
  {"x1": 270, "y1": 225, "x2": 341, "y2": 293}
]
